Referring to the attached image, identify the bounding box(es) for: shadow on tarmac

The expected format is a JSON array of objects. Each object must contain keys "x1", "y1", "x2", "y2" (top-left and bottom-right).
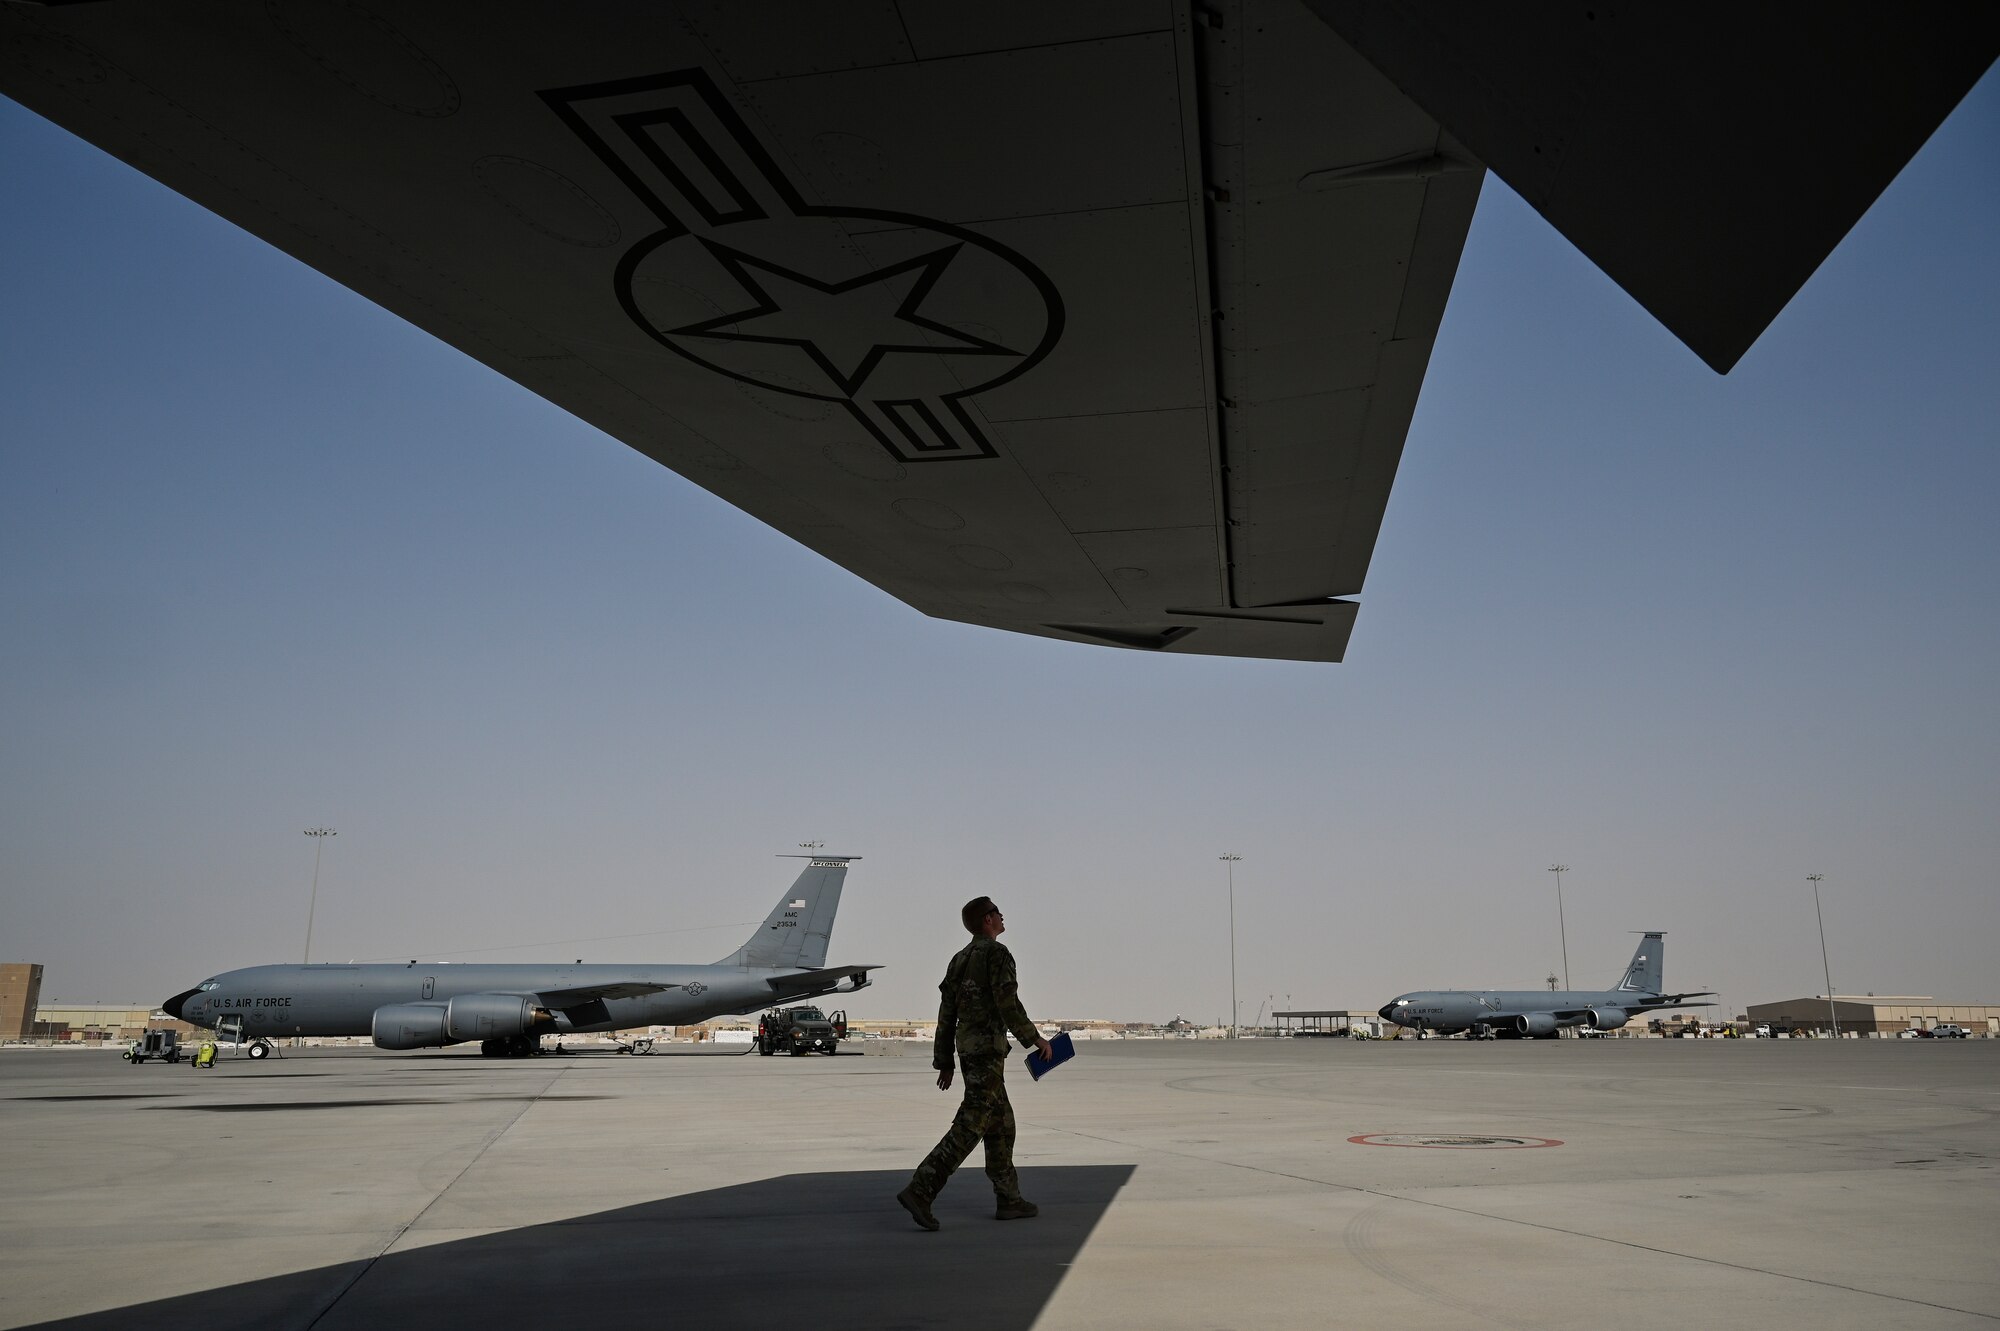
[{"x1": 27, "y1": 1165, "x2": 1135, "y2": 1331}]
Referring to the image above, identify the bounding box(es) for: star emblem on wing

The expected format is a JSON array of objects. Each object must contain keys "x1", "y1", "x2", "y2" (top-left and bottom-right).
[{"x1": 665, "y1": 239, "x2": 1021, "y2": 397}]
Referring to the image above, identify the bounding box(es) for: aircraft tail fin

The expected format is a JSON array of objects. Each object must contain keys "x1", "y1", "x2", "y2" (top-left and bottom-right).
[
  {"x1": 1614, "y1": 932, "x2": 1665, "y2": 995},
  {"x1": 714, "y1": 857, "x2": 857, "y2": 969}
]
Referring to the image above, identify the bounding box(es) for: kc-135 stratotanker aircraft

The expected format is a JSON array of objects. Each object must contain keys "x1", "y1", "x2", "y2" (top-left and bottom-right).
[
  {"x1": 1377, "y1": 932, "x2": 1711, "y2": 1039},
  {"x1": 162, "y1": 857, "x2": 876, "y2": 1059}
]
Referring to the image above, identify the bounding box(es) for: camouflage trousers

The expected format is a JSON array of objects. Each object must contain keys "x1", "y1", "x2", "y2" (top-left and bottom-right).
[{"x1": 908, "y1": 1052, "x2": 1022, "y2": 1203}]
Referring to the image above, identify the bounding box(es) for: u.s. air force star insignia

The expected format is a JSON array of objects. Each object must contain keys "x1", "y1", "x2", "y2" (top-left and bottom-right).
[
  {"x1": 683, "y1": 981, "x2": 707, "y2": 997},
  {"x1": 541, "y1": 70, "x2": 1062, "y2": 464}
]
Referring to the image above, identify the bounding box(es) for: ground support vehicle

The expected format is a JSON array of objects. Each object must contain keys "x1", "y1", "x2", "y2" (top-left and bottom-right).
[
  {"x1": 123, "y1": 1030, "x2": 182, "y2": 1064},
  {"x1": 213, "y1": 1014, "x2": 281, "y2": 1060},
  {"x1": 756, "y1": 1005, "x2": 847, "y2": 1056}
]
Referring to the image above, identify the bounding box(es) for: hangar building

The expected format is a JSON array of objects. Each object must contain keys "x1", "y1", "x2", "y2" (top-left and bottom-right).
[{"x1": 1746, "y1": 996, "x2": 1998, "y2": 1036}]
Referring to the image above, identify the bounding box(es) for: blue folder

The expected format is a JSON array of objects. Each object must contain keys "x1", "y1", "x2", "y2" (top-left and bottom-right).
[{"x1": 1024, "y1": 1031, "x2": 1075, "y2": 1081}]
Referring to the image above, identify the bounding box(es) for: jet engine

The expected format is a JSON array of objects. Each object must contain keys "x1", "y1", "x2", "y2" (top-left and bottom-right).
[
  {"x1": 444, "y1": 993, "x2": 549, "y2": 1042},
  {"x1": 1585, "y1": 1006, "x2": 1630, "y2": 1032},
  {"x1": 1512, "y1": 1012, "x2": 1559, "y2": 1038},
  {"x1": 372, "y1": 1002, "x2": 449, "y2": 1050}
]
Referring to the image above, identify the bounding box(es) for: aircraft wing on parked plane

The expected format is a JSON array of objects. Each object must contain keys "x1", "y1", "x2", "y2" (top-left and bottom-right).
[
  {"x1": 532, "y1": 980, "x2": 681, "y2": 1007},
  {"x1": 1, "y1": 5, "x2": 1990, "y2": 661},
  {"x1": 766, "y1": 966, "x2": 881, "y2": 993},
  {"x1": 1639, "y1": 994, "x2": 1717, "y2": 1010},
  {"x1": 1487, "y1": 999, "x2": 1705, "y2": 1022}
]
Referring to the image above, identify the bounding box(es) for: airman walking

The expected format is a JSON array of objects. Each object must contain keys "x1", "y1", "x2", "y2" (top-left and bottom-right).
[{"x1": 896, "y1": 896, "x2": 1051, "y2": 1230}]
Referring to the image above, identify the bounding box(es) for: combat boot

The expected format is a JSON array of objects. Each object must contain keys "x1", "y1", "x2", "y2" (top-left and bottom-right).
[
  {"x1": 896, "y1": 1185, "x2": 940, "y2": 1231},
  {"x1": 995, "y1": 1197, "x2": 1039, "y2": 1220}
]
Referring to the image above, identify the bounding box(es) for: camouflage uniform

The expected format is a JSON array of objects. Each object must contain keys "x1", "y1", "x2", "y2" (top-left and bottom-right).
[{"x1": 906, "y1": 934, "x2": 1041, "y2": 1204}]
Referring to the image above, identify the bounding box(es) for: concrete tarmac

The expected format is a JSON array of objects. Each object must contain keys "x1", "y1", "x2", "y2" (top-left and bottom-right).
[{"x1": 2, "y1": 1038, "x2": 1995, "y2": 1330}]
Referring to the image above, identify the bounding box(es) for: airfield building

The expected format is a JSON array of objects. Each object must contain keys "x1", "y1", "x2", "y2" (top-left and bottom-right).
[
  {"x1": 1, "y1": 964, "x2": 44, "y2": 1039},
  {"x1": 18, "y1": 1001, "x2": 202, "y2": 1044},
  {"x1": 1746, "y1": 996, "x2": 1999, "y2": 1036}
]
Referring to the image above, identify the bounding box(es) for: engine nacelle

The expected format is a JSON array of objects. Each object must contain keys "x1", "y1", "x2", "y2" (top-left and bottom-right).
[
  {"x1": 444, "y1": 993, "x2": 544, "y2": 1042},
  {"x1": 1513, "y1": 1012, "x2": 1559, "y2": 1038},
  {"x1": 372, "y1": 1003, "x2": 449, "y2": 1050},
  {"x1": 1585, "y1": 1006, "x2": 1630, "y2": 1031}
]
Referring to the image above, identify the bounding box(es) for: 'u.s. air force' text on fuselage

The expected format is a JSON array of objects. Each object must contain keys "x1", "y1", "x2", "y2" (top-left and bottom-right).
[
  {"x1": 162, "y1": 857, "x2": 877, "y2": 1058},
  {"x1": 1377, "y1": 932, "x2": 1713, "y2": 1038}
]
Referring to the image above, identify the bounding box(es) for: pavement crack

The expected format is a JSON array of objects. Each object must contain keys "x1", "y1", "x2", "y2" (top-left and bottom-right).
[{"x1": 303, "y1": 1065, "x2": 571, "y2": 1329}]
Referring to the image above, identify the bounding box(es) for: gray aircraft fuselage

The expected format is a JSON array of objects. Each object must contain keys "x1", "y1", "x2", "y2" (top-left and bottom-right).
[
  {"x1": 165, "y1": 961, "x2": 855, "y2": 1039},
  {"x1": 161, "y1": 857, "x2": 877, "y2": 1054},
  {"x1": 1378, "y1": 932, "x2": 1711, "y2": 1037}
]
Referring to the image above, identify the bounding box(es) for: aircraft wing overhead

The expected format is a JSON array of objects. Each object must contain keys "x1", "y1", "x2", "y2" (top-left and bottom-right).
[
  {"x1": 1306, "y1": 4, "x2": 2000, "y2": 372},
  {"x1": 0, "y1": 1, "x2": 1482, "y2": 662}
]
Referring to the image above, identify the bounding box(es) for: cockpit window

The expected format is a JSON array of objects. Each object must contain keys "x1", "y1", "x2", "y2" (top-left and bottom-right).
[{"x1": 197, "y1": 981, "x2": 220, "y2": 991}]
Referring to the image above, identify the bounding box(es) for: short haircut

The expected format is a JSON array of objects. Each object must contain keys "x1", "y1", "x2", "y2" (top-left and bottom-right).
[{"x1": 961, "y1": 896, "x2": 998, "y2": 934}]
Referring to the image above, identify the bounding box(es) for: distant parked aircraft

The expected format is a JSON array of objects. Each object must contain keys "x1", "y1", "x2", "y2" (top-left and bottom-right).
[
  {"x1": 163, "y1": 857, "x2": 876, "y2": 1058},
  {"x1": 1377, "y1": 932, "x2": 1711, "y2": 1038}
]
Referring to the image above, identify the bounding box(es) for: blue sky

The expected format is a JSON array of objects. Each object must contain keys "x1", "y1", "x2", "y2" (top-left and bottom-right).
[{"x1": 3, "y1": 72, "x2": 1994, "y2": 1025}]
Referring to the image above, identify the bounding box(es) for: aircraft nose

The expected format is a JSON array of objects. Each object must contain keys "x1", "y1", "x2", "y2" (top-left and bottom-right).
[
  {"x1": 1378, "y1": 1001, "x2": 1400, "y2": 1021},
  {"x1": 162, "y1": 987, "x2": 198, "y2": 1021}
]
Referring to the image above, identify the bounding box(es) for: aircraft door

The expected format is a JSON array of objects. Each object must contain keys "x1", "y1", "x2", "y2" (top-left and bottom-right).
[
  {"x1": 216, "y1": 1014, "x2": 244, "y2": 1046},
  {"x1": 421, "y1": 976, "x2": 434, "y2": 1000}
]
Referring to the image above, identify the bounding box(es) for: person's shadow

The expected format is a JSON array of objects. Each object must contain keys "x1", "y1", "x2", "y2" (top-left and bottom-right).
[{"x1": 29, "y1": 1165, "x2": 1135, "y2": 1330}]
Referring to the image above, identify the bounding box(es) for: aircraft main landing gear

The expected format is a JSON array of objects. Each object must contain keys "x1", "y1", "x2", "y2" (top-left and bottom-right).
[{"x1": 478, "y1": 1035, "x2": 540, "y2": 1058}]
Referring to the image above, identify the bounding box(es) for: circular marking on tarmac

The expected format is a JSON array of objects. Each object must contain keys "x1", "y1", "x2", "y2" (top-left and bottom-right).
[{"x1": 1348, "y1": 1133, "x2": 1563, "y2": 1149}]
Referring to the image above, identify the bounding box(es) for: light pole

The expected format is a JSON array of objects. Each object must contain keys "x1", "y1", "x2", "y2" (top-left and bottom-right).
[
  {"x1": 303, "y1": 827, "x2": 337, "y2": 963},
  {"x1": 1220, "y1": 854, "x2": 1242, "y2": 1038},
  {"x1": 1807, "y1": 874, "x2": 1837, "y2": 1037},
  {"x1": 1547, "y1": 864, "x2": 1571, "y2": 990}
]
